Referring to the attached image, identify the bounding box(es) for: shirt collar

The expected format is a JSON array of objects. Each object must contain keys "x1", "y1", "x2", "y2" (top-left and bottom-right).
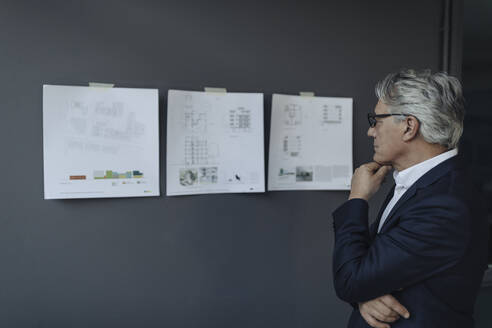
[{"x1": 393, "y1": 148, "x2": 458, "y2": 189}]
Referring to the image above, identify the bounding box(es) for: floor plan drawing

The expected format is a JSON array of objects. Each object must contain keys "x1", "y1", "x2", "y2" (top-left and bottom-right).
[
  {"x1": 167, "y1": 90, "x2": 265, "y2": 196},
  {"x1": 268, "y1": 93, "x2": 352, "y2": 191},
  {"x1": 284, "y1": 103, "x2": 303, "y2": 126}
]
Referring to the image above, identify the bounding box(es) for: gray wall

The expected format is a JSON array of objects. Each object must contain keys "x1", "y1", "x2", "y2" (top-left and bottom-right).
[{"x1": 0, "y1": 1, "x2": 451, "y2": 327}]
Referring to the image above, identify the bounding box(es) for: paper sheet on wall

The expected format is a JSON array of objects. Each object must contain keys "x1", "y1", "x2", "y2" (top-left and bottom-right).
[
  {"x1": 268, "y1": 94, "x2": 353, "y2": 191},
  {"x1": 166, "y1": 90, "x2": 265, "y2": 196},
  {"x1": 43, "y1": 85, "x2": 160, "y2": 199}
]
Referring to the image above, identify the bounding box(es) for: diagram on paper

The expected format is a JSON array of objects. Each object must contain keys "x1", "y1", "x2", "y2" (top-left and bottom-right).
[
  {"x1": 182, "y1": 94, "x2": 209, "y2": 133},
  {"x1": 229, "y1": 107, "x2": 252, "y2": 132},
  {"x1": 321, "y1": 104, "x2": 342, "y2": 124},
  {"x1": 284, "y1": 104, "x2": 302, "y2": 126},
  {"x1": 283, "y1": 135, "x2": 302, "y2": 158},
  {"x1": 167, "y1": 90, "x2": 265, "y2": 196},
  {"x1": 268, "y1": 94, "x2": 353, "y2": 191}
]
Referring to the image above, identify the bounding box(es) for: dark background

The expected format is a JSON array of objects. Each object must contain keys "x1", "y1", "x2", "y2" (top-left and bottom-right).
[
  {"x1": 1, "y1": 1, "x2": 488, "y2": 327},
  {"x1": 462, "y1": 0, "x2": 492, "y2": 257},
  {"x1": 462, "y1": 0, "x2": 492, "y2": 327}
]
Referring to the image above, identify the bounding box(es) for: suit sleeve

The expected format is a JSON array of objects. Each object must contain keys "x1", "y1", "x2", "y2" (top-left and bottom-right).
[{"x1": 332, "y1": 196, "x2": 470, "y2": 304}]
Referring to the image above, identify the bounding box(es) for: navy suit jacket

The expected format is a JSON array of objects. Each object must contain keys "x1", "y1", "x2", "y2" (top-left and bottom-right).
[{"x1": 332, "y1": 157, "x2": 489, "y2": 327}]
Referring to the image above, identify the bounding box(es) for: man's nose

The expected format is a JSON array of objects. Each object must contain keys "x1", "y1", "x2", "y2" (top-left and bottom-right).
[{"x1": 367, "y1": 126, "x2": 375, "y2": 137}]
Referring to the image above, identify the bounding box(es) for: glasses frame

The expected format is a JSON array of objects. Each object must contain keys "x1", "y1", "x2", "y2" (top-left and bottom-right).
[{"x1": 367, "y1": 113, "x2": 411, "y2": 128}]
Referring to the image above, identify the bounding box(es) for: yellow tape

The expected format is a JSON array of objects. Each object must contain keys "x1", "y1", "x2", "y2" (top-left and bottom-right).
[
  {"x1": 89, "y1": 82, "x2": 115, "y2": 88},
  {"x1": 204, "y1": 87, "x2": 227, "y2": 93}
]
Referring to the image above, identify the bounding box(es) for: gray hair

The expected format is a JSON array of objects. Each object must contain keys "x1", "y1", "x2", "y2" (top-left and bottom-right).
[{"x1": 375, "y1": 69, "x2": 465, "y2": 149}]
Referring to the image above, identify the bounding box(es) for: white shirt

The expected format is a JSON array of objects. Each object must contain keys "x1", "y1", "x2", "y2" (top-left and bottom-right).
[{"x1": 377, "y1": 148, "x2": 458, "y2": 233}]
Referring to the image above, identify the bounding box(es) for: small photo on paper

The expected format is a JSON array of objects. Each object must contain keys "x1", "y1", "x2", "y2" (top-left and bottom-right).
[
  {"x1": 199, "y1": 167, "x2": 218, "y2": 184},
  {"x1": 180, "y1": 168, "x2": 198, "y2": 186},
  {"x1": 296, "y1": 166, "x2": 313, "y2": 182}
]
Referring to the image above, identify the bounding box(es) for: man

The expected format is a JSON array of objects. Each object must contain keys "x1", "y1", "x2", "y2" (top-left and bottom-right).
[{"x1": 332, "y1": 69, "x2": 489, "y2": 328}]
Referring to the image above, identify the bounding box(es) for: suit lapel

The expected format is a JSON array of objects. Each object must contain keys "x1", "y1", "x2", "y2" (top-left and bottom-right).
[
  {"x1": 377, "y1": 156, "x2": 459, "y2": 234},
  {"x1": 370, "y1": 184, "x2": 395, "y2": 238},
  {"x1": 378, "y1": 185, "x2": 418, "y2": 234}
]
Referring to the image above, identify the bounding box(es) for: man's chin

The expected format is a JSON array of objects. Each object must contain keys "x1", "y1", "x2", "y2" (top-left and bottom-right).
[{"x1": 373, "y1": 154, "x2": 391, "y2": 166}]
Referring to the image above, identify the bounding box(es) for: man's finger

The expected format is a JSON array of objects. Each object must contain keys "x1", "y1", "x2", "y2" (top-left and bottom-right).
[
  {"x1": 368, "y1": 302, "x2": 399, "y2": 322},
  {"x1": 364, "y1": 162, "x2": 382, "y2": 171},
  {"x1": 375, "y1": 165, "x2": 392, "y2": 178},
  {"x1": 380, "y1": 295, "x2": 410, "y2": 319},
  {"x1": 369, "y1": 307, "x2": 399, "y2": 323},
  {"x1": 360, "y1": 311, "x2": 390, "y2": 328}
]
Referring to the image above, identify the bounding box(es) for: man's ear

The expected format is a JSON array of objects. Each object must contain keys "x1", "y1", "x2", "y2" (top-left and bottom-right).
[{"x1": 402, "y1": 116, "x2": 419, "y2": 141}]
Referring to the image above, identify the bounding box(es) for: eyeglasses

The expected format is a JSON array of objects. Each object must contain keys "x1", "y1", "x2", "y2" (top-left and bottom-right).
[{"x1": 367, "y1": 113, "x2": 410, "y2": 128}]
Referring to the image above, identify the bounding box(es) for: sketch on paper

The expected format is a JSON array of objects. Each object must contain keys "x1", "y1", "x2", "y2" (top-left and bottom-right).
[
  {"x1": 284, "y1": 104, "x2": 302, "y2": 126},
  {"x1": 167, "y1": 90, "x2": 265, "y2": 196},
  {"x1": 268, "y1": 94, "x2": 352, "y2": 191}
]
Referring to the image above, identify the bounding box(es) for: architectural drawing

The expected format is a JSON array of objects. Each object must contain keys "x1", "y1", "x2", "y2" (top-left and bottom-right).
[
  {"x1": 268, "y1": 94, "x2": 353, "y2": 191},
  {"x1": 166, "y1": 90, "x2": 265, "y2": 196}
]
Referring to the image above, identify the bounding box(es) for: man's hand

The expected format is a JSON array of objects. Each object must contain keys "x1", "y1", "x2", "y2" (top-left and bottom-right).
[
  {"x1": 349, "y1": 162, "x2": 391, "y2": 201},
  {"x1": 359, "y1": 294, "x2": 410, "y2": 328}
]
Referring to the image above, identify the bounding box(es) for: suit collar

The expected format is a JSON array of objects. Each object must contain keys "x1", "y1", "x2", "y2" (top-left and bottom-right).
[
  {"x1": 377, "y1": 156, "x2": 459, "y2": 234},
  {"x1": 393, "y1": 148, "x2": 458, "y2": 190},
  {"x1": 413, "y1": 155, "x2": 459, "y2": 189}
]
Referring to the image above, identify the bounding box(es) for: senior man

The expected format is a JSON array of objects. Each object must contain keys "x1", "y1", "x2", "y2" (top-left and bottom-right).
[{"x1": 332, "y1": 69, "x2": 489, "y2": 328}]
